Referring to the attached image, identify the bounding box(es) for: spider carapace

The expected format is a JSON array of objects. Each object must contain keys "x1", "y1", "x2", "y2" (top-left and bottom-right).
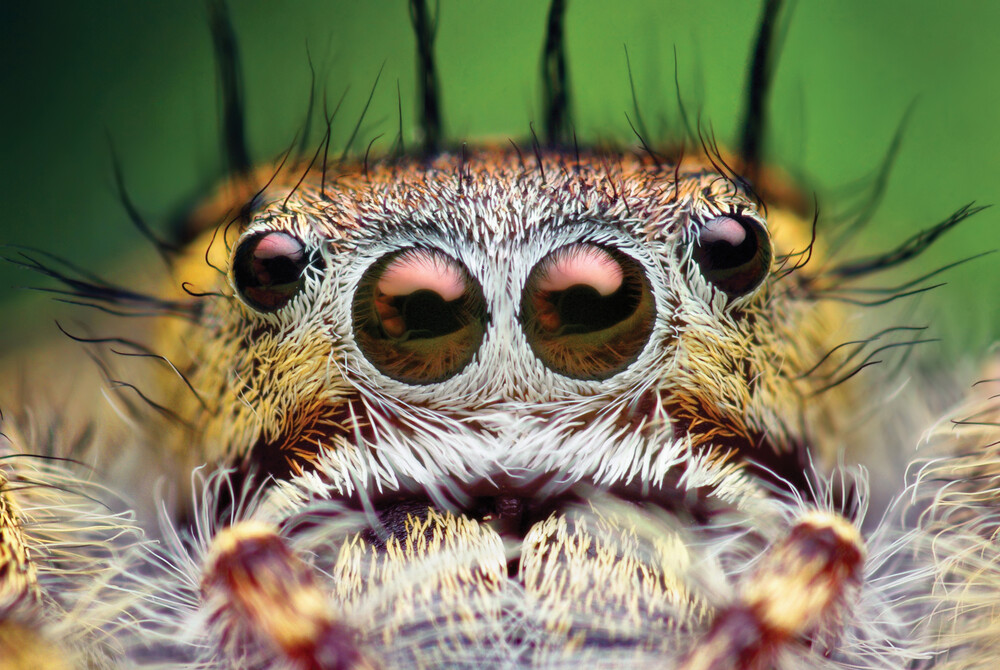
[{"x1": 1, "y1": 2, "x2": 998, "y2": 669}]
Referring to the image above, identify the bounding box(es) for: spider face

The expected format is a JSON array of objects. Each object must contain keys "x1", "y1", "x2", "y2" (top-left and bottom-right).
[
  {"x1": 1, "y1": 2, "x2": 998, "y2": 669},
  {"x1": 159, "y1": 149, "x2": 834, "y2": 515}
]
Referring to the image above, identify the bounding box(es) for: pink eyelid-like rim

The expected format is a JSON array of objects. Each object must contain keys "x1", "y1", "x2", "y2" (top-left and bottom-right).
[
  {"x1": 375, "y1": 250, "x2": 469, "y2": 338},
  {"x1": 376, "y1": 250, "x2": 467, "y2": 301},
  {"x1": 699, "y1": 216, "x2": 749, "y2": 246},
  {"x1": 249, "y1": 231, "x2": 305, "y2": 262},
  {"x1": 535, "y1": 244, "x2": 624, "y2": 297}
]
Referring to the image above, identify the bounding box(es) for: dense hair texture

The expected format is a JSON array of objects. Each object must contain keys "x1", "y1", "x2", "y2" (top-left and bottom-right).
[{"x1": 1, "y1": 2, "x2": 997, "y2": 668}]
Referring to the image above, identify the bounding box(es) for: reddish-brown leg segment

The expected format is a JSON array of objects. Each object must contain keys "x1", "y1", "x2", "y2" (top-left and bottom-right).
[
  {"x1": 201, "y1": 521, "x2": 378, "y2": 670},
  {"x1": 679, "y1": 511, "x2": 866, "y2": 670}
]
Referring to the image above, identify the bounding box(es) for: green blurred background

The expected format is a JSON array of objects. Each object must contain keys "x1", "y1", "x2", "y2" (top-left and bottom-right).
[{"x1": 1, "y1": 1, "x2": 998, "y2": 357}]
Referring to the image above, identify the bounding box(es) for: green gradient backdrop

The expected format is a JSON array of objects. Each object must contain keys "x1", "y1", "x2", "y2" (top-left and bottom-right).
[{"x1": 1, "y1": 1, "x2": 998, "y2": 356}]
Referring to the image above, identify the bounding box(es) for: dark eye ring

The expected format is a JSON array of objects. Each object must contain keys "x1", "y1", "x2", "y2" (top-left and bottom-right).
[
  {"x1": 232, "y1": 231, "x2": 317, "y2": 313},
  {"x1": 691, "y1": 214, "x2": 772, "y2": 297}
]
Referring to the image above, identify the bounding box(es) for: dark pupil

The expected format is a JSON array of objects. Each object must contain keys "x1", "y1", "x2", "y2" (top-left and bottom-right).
[
  {"x1": 384, "y1": 289, "x2": 464, "y2": 339},
  {"x1": 703, "y1": 224, "x2": 757, "y2": 269},
  {"x1": 252, "y1": 252, "x2": 304, "y2": 287},
  {"x1": 549, "y1": 282, "x2": 636, "y2": 335}
]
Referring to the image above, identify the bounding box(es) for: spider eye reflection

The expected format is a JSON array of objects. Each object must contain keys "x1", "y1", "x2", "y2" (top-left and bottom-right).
[
  {"x1": 521, "y1": 243, "x2": 656, "y2": 381},
  {"x1": 692, "y1": 215, "x2": 772, "y2": 297},
  {"x1": 353, "y1": 248, "x2": 487, "y2": 384},
  {"x1": 232, "y1": 231, "x2": 317, "y2": 312}
]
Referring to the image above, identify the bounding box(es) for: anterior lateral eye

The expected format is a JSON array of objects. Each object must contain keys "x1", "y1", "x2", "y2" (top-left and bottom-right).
[
  {"x1": 520, "y1": 243, "x2": 656, "y2": 381},
  {"x1": 353, "y1": 248, "x2": 488, "y2": 384},
  {"x1": 692, "y1": 214, "x2": 772, "y2": 297},
  {"x1": 232, "y1": 231, "x2": 317, "y2": 312}
]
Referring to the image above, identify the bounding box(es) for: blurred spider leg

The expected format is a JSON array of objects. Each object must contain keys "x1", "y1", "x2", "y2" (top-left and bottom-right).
[
  {"x1": 679, "y1": 511, "x2": 865, "y2": 670},
  {"x1": 201, "y1": 520, "x2": 378, "y2": 670},
  {"x1": 0, "y1": 468, "x2": 69, "y2": 670}
]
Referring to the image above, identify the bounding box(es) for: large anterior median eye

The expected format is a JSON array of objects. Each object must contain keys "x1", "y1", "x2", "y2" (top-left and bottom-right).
[
  {"x1": 521, "y1": 243, "x2": 655, "y2": 380},
  {"x1": 233, "y1": 231, "x2": 316, "y2": 312},
  {"x1": 353, "y1": 248, "x2": 487, "y2": 384},
  {"x1": 692, "y1": 214, "x2": 772, "y2": 297}
]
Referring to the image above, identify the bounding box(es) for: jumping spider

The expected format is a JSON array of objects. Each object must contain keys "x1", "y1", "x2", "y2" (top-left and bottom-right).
[{"x1": 1, "y1": 2, "x2": 997, "y2": 669}]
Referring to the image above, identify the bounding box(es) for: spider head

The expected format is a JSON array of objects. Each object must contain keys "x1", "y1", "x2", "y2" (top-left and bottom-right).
[{"x1": 160, "y1": 147, "x2": 840, "y2": 512}]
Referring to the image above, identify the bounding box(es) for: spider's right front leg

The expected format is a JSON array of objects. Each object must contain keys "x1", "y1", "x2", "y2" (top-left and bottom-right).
[
  {"x1": 201, "y1": 521, "x2": 378, "y2": 670},
  {"x1": 191, "y1": 503, "x2": 511, "y2": 670}
]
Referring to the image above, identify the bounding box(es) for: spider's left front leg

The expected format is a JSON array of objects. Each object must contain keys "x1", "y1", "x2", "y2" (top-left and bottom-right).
[
  {"x1": 517, "y1": 495, "x2": 869, "y2": 669},
  {"x1": 678, "y1": 511, "x2": 866, "y2": 670}
]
